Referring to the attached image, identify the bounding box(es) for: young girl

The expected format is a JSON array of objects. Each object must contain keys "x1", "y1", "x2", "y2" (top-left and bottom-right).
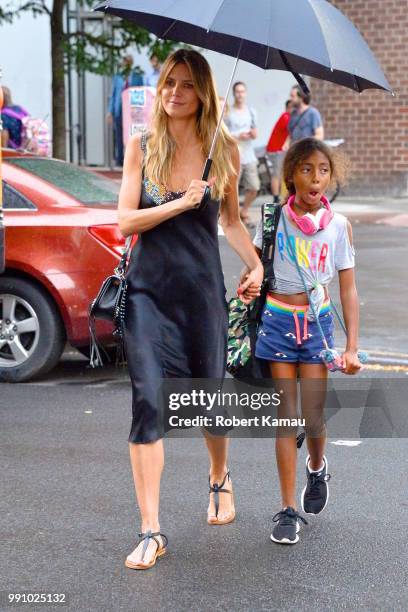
[{"x1": 251, "y1": 138, "x2": 362, "y2": 544}]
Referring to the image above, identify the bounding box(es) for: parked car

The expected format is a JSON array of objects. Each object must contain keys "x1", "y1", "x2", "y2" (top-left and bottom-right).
[{"x1": 1, "y1": 149, "x2": 133, "y2": 382}]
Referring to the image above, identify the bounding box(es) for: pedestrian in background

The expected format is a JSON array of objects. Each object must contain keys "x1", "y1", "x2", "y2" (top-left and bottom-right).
[
  {"x1": 144, "y1": 53, "x2": 162, "y2": 88},
  {"x1": 288, "y1": 84, "x2": 324, "y2": 143},
  {"x1": 225, "y1": 81, "x2": 260, "y2": 227},
  {"x1": 107, "y1": 55, "x2": 144, "y2": 167},
  {"x1": 266, "y1": 99, "x2": 292, "y2": 203},
  {"x1": 0, "y1": 86, "x2": 28, "y2": 149},
  {"x1": 118, "y1": 49, "x2": 263, "y2": 570}
]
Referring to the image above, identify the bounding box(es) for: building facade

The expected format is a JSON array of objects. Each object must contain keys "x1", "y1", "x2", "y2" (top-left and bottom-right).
[{"x1": 311, "y1": 0, "x2": 408, "y2": 196}]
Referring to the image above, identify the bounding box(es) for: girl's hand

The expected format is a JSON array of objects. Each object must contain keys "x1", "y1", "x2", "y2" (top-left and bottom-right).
[
  {"x1": 342, "y1": 350, "x2": 362, "y2": 375},
  {"x1": 179, "y1": 177, "x2": 217, "y2": 210},
  {"x1": 237, "y1": 264, "x2": 264, "y2": 305}
]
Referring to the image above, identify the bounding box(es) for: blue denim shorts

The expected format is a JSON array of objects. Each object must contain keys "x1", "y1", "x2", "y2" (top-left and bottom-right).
[{"x1": 255, "y1": 295, "x2": 335, "y2": 364}]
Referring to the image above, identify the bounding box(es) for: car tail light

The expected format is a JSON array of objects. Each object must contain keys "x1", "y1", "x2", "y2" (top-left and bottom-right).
[{"x1": 88, "y1": 224, "x2": 136, "y2": 257}]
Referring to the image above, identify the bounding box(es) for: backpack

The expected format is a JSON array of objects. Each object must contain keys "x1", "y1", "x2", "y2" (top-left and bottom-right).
[
  {"x1": 226, "y1": 202, "x2": 281, "y2": 379},
  {"x1": 21, "y1": 116, "x2": 52, "y2": 156},
  {"x1": 2, "y1": 107, "x2": 51, "y2": 156}
]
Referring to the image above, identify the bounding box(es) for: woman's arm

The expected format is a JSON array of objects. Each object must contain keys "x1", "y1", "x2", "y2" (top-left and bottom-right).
[
  {"x1": 118, "y1": 133, "x2": 214, "y2": 237},
  {"x1": 338, "y1": 221, "x2": 362, "y2": 374},
  {"x1": 220, "y1": 144, "x2": 263, "y2": 303}
]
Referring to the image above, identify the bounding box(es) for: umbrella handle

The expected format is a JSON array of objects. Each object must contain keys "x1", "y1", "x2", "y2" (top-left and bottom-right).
[{"x1": 196, "y1": 158, "x2": 213, "y2": 211}]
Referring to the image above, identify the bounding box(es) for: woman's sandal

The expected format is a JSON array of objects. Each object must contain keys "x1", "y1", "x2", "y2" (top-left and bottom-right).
[
  {"x1": 125, "y1": 530, "x2": 168, "y2": 570},
  {"x1": 207, "y1": 471, "x2": 236, "y2": 525}
]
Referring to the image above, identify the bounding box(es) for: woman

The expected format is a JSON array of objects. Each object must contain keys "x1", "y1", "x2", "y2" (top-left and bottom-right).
[{"x1": 118, "y1": 49, "x2": 263, "y2": 569}]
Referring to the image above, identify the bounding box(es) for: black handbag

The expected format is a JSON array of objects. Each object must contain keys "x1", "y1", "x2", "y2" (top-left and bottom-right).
[{"x1": 88, "y1": 235, "x2": 132, "y2": 367}]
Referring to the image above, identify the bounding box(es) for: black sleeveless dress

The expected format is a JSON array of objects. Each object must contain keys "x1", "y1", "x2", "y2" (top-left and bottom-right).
[{"x1": 124, "y1": 143, "x2": 228, "y2": 443}]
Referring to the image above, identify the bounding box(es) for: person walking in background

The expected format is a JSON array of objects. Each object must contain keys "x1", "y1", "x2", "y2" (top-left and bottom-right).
[
  {"x1": 266, "y1": 99, "x2": 292, "y2": 203},
  {"x1": 288, "y1": 84, "x2": 324, "y2": 144},
  {"x1": 0, "y1": 86, "x2": 28, "y2": 149},
  {"x1": 225, "y1": 81, "x2": 260, "y2": 227},
  {"x1": 144, "y1": 53, "x2": 162, "y2": 88},
  {"x1": 107, "y1": 55, "x2": 144, "y2": 167}
]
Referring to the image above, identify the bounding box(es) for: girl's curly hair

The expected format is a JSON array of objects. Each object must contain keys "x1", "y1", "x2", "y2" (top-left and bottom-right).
[{"x1": 282, "y1": 138, "x2": 350, "y2": 199}]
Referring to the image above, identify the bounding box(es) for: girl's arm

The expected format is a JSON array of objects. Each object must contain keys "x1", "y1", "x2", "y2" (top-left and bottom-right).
[
  {"x1": 118, "y1": 133, "x2": 214, "y2": 237},
  {"x1": 219, "y1": 144, "x2": 263, "y2": 304},
  {"x1": 338, "y1": 221, "x2": 362, "y2": 374}
]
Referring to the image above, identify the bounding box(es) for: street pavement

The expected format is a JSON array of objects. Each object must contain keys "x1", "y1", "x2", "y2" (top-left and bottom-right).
[{"x1": 1, "y1": 212, "x2": 408, "y2": 612}]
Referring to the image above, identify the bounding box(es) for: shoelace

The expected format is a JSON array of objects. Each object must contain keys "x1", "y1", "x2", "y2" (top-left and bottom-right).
[
  {"x1": 272, "y1": 508, "x2": 308, "y2": 526},
  {"x1": 308, "y1": 471, "x2": 331, "y2": 499}
]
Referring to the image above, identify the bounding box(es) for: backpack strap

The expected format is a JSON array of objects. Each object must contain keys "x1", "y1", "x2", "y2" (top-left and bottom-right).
[
  {"x1": 261, "y1": 202, "x2": 281, "y2": 292},
  {"x1": 249, "y1": 202, "x2": 281, "y2": 323}
]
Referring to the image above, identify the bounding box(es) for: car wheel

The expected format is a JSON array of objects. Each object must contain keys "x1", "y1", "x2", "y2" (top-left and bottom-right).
[{"x1": 0, "y1": 277, "x2": 66, "y2": 382}]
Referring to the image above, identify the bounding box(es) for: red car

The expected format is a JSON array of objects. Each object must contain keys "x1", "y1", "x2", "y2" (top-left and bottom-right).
[{"x1": 1, "y1": 149, "x2": 132, "y2": 382}]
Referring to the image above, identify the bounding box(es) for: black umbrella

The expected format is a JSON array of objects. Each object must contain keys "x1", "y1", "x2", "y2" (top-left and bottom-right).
[{"x1": 95, "y1": 0, "x2": 392, "y2": 204}]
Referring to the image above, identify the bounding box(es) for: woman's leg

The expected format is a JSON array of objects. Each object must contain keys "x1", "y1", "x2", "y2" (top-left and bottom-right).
[
  {"x1": 203, "y1": 432, "x2": 235, "y2": 522},
  {"x1": 298, "y1": 363, "x2": 328, "y2": 470},
  {"x1": 270, "y1": 362, "x2": 299, "y2": 509},
  {"x1": 127, "y1": 440, "x2": 164, "y2": 565}
]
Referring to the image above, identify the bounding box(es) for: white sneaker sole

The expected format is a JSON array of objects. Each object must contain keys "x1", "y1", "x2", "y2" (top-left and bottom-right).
[
  {"x1": 270, "y1": 521, "x2": 300, "y2": 544},
  {"x1": 301, "y1": 455, "x2": 330, "y2": 515}
]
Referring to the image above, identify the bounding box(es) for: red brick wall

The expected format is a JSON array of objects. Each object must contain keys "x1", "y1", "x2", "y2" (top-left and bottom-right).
[{"x1": 310, "y1": 0, "x2": 408, "y2": 197}]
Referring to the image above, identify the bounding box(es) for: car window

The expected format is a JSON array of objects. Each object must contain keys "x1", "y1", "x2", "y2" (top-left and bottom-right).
[
  {"x1": 6, "y1": 158, "x2": 120, "y2": 205},
  {"x1": 2, "y1": 182, "x2": 37, "y2": 210}
]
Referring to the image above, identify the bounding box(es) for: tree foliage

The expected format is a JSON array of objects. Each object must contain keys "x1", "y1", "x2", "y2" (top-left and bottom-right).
[{"x1": 0, "y1": 1, "x2": 177, "y2": 77}]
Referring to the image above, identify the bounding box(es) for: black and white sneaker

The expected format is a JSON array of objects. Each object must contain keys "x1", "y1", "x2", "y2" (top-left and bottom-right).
[
  {"x1": 270, "y1": 507, "x2": 308, "y2": 545},
  {"x1": 301, "y1": 455, "x2": 331, "y2": 515}
]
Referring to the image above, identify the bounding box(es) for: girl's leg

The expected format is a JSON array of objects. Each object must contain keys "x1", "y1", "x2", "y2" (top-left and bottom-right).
[
  {"x1": 203, "y1": 432, "x2": 235, "y2": 522},
  {"x1": 298, "y1": 363, "x2": 328, "y2": 470},
  {"x1": 127, "y1": 440, "x2": 164, "y2": 565},
  {"x1": 270, "y1": 362, "x2": 299, "y2": 509}
]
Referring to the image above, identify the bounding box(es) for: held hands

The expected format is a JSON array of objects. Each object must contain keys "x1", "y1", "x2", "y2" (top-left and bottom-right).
[
  {"x1": 341, "y1": 350, "x2": 363, "y2": 375},
  {"x1": 238, "y1": 132, "x2": 252, "y2": 141},
  {"x1": 237, "y1": 264, "x2": 264, "y2": 305},
  {"x1": 180, "y1": 177, "x2": 217, "y2": 210}
]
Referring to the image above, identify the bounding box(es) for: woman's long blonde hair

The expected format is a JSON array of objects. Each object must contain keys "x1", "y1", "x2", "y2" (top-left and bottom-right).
[{"x1": 144, "y1": 49, "x2": 236, "y2": 201}]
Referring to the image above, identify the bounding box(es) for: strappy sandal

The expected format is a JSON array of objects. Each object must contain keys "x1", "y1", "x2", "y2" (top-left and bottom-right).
[
  {"x1": 125, "y1": 530, "x2": 168, "y2": 570},
  {"x1": 207, "y1": 471, "x2": 236, "y2": 525}
]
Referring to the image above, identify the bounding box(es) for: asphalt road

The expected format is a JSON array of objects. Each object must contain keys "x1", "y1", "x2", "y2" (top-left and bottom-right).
[{"x1": 1, "y1": 222, "x2": 408, "y2": 612}]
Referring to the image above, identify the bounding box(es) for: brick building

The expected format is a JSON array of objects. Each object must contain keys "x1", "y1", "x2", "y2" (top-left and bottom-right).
[{"x1": 311, "y1": 0, "x2": 408, "y2": 197}]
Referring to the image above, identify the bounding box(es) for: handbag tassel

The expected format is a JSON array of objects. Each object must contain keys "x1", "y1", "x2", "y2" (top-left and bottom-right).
[{"x1": 89, "y1": 316, "x2": 108, "y2": 368}]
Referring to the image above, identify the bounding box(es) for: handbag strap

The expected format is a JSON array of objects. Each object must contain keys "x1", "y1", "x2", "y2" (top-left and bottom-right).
[
  {"x1": 115, "y1": 131, "x2": 147, "y2": 274},
  {"x1": 115, "y1": 235, "x2": 132, "y2": 276}
]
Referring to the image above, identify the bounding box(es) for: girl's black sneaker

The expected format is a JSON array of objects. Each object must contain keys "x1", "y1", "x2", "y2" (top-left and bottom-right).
[
  {"x1": 301, "y1": 455, "x2": 331, "y2": 515},
  {"x1": 270, "y1": 507, "x2": 308, "y2": 544}
]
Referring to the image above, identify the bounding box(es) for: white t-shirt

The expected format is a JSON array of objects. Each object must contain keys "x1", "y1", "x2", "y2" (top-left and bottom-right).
[
  {"x1": 225, "y1": 105, "x2": 257, "y2": 165},
  {"x1": 253, "y1": 206, "x2": 355, "y2": 294}
]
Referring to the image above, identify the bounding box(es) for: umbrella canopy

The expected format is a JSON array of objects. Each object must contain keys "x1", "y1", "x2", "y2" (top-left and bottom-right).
[{"x1": 94, "y1": 0, "x2": 391, "y2": 93}]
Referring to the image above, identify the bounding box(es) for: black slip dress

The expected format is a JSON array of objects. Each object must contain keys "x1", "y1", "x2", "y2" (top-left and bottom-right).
[{"x1": 124, "y1": 135, "x2": 228, "y2": 443}]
